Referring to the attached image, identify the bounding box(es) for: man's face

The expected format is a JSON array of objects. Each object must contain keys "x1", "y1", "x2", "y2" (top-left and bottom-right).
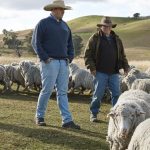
[
  {"x1": 52, "y1": 8, "x2": 65, "y2": 20},
  {"x1": 101, "y1": 25, "x2": 112, "y2": 35}
]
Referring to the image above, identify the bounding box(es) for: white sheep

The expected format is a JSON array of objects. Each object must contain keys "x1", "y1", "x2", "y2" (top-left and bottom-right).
[
  {"x1": 107, "y1": 90, "x2": 150, "y2": 150},
  {"x1": 145, "y1": 67, "x2": 150, "y2": 76},
  {"x1": 4, "y1": 64, "x2": 25, "y2": 91},
  {"x1": 131, "y1": 79, "x2": 150, "y2": 93},
  {"x1": 69, "y1": 63, "x2": 94, "y2": 94},
  {"x1": 0, "y1": 65, "x2": 11, "y2": 92},
  {"x1": 122, "y1": 68, "x2": 150, "y2": 90},
  {"x1": 127, "y1": 118, "x2": 150, "y2": 150},
  {"x1": 19, "y1": 61, "x2": 41, "y2": 91}
]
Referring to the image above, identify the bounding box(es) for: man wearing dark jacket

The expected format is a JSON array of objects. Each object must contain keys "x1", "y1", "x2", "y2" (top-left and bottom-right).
[{"x1": 84, "y1": 16, "x2": 129, "y2": 122}]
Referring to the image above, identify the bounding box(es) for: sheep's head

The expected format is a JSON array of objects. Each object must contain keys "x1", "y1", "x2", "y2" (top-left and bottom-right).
[
  {"x1": 69, "y1": 63, "x2": 79, "y2": 74},
  {"x1": 122, "y1": 74, "x2": 136, "y2": 89},
  {"x1": 68, "y1": 75, "x2": 74, "y2": 90},
  {"x1": 108, "y1": 104, "x2": 145, "y2": 139},
  {"x1": 19, "y1": 61, "x2": 31, "y2": 76}
]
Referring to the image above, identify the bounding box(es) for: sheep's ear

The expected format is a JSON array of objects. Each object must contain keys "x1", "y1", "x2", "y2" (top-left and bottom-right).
[
  {"x1": 139, "y1": 111, "x2": 146, "y2": 115},
  {"x1": 107, "y1": 112, "x2": 115, "y2": 118},
  {"x1": 136, "y1": 110, "x2": 146, "y2": 116}
]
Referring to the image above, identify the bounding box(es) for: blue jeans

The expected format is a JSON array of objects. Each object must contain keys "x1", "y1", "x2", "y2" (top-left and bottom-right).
[
  {"x1": 36, "y1": 60, "x2": 72, "y2": 124},
  {"x1": 90, "y1": 72, "x2": 120, "y2": 115}
]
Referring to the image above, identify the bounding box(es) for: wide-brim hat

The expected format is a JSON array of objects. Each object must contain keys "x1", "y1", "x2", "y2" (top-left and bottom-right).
[
  {"x1": 44, "y1": 0, "x2": 72, "y2": 11},
  {"x1": 97, "y1": 16, "x2": 117, "y2": 28}
]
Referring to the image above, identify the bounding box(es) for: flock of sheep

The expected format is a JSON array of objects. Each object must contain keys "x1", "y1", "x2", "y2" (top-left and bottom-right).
[
  {"x1": 0, "y1": 60, "x2": 150, "y2": 150},
  {"x1": 0, "y1": 60, "x2": 41, "y2": 93},
  {"x1": 69, "y1": 63, "x2": 150, "y2": 149}
]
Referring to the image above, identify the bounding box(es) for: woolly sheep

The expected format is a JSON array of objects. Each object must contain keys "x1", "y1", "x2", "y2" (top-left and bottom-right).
[
  {"x1": 0, "y1": 65, "x2": 11, "y2": 92},
  {"x1": 131, "y1": 79, "x2": 150, "y2": 93},
  {"x1": 19, "y1": 61, "x2": 41, "y2": 91},
  {"x1": 107, "y1": 90, "x2": 150, "y2": 150},
  {"x1": 5, "y1": 64, "x2": 25, "y2": 91},
  {"x1": 145, "y1": 67, "x2": 150, "y2": 76},
  {"x1": 127, "y1": 118, "x2": 150, "y2": 150},
  {"x1": 122, "y1": 68, "x2": 150, "y2": 90},
  {"x1": 69, "y1": 63, "x2": 94, "y2": 94}
]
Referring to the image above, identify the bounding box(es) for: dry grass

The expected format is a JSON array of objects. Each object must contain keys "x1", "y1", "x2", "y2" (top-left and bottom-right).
[
  {"x1": 129, "y1": 61, "x2": 150, "y2": 71},
  {"x1": 0, "y1": 56, "x2": 38, "y2": 65},
  {"x1": 73, "y1": 58, "x2": 150, "y2": 72},
  {"x1": 0, "y1": 56, "x2": 149, "y2": 72}
]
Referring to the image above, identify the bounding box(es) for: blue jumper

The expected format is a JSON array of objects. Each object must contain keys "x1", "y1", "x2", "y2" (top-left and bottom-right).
[{"x1": 32, "y1": 15, "x2": 74, "y2": 62}]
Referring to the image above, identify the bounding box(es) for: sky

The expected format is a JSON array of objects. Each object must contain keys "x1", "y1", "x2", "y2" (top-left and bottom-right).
[{"x1": 0, "y1": 0, "x2": 150, "y2": 33}]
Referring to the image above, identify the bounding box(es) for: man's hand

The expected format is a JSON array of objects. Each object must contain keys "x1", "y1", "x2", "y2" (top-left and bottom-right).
[
  {"x1": 91, "y1": 70, "x2": 96, "y2": 76},
  {"x1": 124, "y1": 71, "x2": 128, "y2": 76},
  {"x1": 44, "y1": 58, "x2": 52, "y2": 64}
]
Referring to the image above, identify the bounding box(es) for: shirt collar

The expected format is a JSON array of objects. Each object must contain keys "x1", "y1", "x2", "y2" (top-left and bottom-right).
[{"x1": 50, "y1": 13, "x2": 62, "y2": 22}]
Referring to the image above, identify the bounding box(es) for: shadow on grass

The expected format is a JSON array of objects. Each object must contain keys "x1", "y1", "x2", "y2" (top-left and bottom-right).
[
  {"x1": 0, "y1": 90, "x2": 110, "y2": 106},
  {"x1": 48, "y1": 124, "x2": 107, "y2": 139},
  {"x1": 0, "y1": 91, "x2": 39, "y2": 102},
  {"x1": 0, "y1": 122, "x2": 109, "y2": 150},
  {"x1": 0, "y1": 91, "x2": 92, "y2": 104}
]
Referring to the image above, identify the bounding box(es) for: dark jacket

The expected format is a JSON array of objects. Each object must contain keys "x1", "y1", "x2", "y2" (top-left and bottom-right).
[{"x1": 84, "y1": 30, "x2": 129, "y2": 72}]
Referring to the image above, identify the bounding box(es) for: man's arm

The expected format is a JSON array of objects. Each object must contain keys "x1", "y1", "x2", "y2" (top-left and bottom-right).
[
  {"x1": 67, "y1": 29, "x2": 74, "y2": 63},
  {"x1": 84, "y1": 34, "x2": 97, "y2": 74},
  {"x1": 119, "y1": 39, "x2": 130, "y2": 74},
  {"x1": 31, "y1": 20, "x2": 49, "y2": 62}
]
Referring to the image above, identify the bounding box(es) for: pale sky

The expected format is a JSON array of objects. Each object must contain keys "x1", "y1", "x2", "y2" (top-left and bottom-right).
[{"x1": 0, "y1": 0, "x2": 150, "y2": 33}]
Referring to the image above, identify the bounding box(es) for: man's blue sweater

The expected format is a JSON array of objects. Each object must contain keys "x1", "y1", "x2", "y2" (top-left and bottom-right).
[{"x1": 32, "y1": 15, "x2": 74, "y2": 62}]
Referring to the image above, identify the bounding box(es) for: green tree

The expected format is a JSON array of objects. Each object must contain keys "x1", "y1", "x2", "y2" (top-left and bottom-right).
[
  {"x1": 72, "y1": 34, "x2": 83, "y2": 57},
  {"x1": 24, "y1": 31, "x2": 35, "y2": 54},
  {"x1": 2, "y1": 29, "x2": 22, "y2": 49},
  {"x1": 133, "y1": 13, "x2": 140, "y2": 19}
]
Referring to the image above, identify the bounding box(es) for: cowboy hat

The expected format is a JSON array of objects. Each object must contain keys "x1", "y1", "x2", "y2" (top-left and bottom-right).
[
  {"x1": 44, "y1": 0, "x2": 72, "y2": 11},
  {"x1": 97, "y1": 16, "x2": 117, "y2": 28}
]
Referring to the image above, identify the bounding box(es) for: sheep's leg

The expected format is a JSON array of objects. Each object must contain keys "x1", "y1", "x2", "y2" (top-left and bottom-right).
[
  {"x1": 2, "y1": 81, "x2": 7, "y2": 93},
  {"x1": 69, "y1": 87, "x2": 74, "y2": 94},
  {"x1": 79, "y1": 86, "x2": 85, "y2": 95},
  {"x1": 16, "y1": 84, "x2": 20, "y2": 91},
  {"x1": 23, "y1": 84, "x2": 30, "y2": 92}
]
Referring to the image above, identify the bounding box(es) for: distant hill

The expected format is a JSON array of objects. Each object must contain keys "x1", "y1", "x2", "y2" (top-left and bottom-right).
[
  {"x1": 0, "y1": 15, "x2": 150, "y2": 60},
  {"x1": 68, "y1": 15, "x2": 150, "y2": 49}
]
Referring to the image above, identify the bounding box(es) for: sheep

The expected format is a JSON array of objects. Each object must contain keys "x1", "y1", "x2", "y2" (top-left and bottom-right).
[
  {"x1": 19, "y1": 61, "x2": 41, "y2": 91},
  {"x1": 122, "y1": 68, "x2": 150, "y2": 90},
  {"x1": 127, "y1": 118, "x2": 150, "y2": 150},
  {"x1": 119, "y1": 75, "x2": 128, "y2": 93},
  {"x1": 4, "y1": 64, "x2": 25, "y2": 91},
  {"x1": 131, "y1": 79, "x2": 150, "y2": 93},
  {"x1": 107, "y1": 90, "x2": 150, "y2": 150},
  {"x1": 145, "y1": 67, "x2": 150, "y2": 76},
  {"x1": 69, "y1": 63, "x2": 94, "y2": 94},
  {"x1": 0, "y1": 65, "x2": 11, "y2": 92}
]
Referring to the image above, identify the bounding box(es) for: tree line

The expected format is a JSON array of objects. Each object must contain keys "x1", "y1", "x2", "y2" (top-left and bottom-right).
[{"x1": 2, "y1": 29, "x2": 83, "y2": 57}]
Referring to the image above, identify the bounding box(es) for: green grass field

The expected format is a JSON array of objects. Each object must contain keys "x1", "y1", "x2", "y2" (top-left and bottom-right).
[
  {"x1": 0, "y1": 15, "x2": 149, "y2": 149},
  {"x1": 0, "y1": 90, "x2": 111, "y2": 150}
]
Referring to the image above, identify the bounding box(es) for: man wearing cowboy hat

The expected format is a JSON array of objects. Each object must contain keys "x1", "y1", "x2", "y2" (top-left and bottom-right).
[
  {"x1": 32, "y1": 0, "x2": 80, "y2": 129},
  {"x1": 84, "y1": 16, "x2": 129, "y2": 122}
]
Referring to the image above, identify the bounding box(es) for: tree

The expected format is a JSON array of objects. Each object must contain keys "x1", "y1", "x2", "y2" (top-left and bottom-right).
[
  {"x1": 24, "y1": 31, "x2": 35, "y2": 54},
  {"x1": 2, "y1": 29, "x2": 22, "y2": 49},
  {"x1": 133, "y1": 13, "x2": 140, "y2": 19},
  {"x1": 72, "y1": 34, "x2": 84, "y2": 57}
]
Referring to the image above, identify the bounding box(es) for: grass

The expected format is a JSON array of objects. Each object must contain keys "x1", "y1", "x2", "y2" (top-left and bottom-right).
[
  {"x1": 0, "y1": 52, "x2": 149, "y2": 149},
  {"x1": 0, "y1": 90, "x2": 111, "y2": 150}
]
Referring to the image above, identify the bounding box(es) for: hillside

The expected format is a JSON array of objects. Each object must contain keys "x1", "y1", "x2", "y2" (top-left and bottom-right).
[
  {"x1": 0, "y1": 15, "x2": 150, "y2": 60},
  {"x1": 68, "y1": 15, "x2": 150, "y2": 49}
]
